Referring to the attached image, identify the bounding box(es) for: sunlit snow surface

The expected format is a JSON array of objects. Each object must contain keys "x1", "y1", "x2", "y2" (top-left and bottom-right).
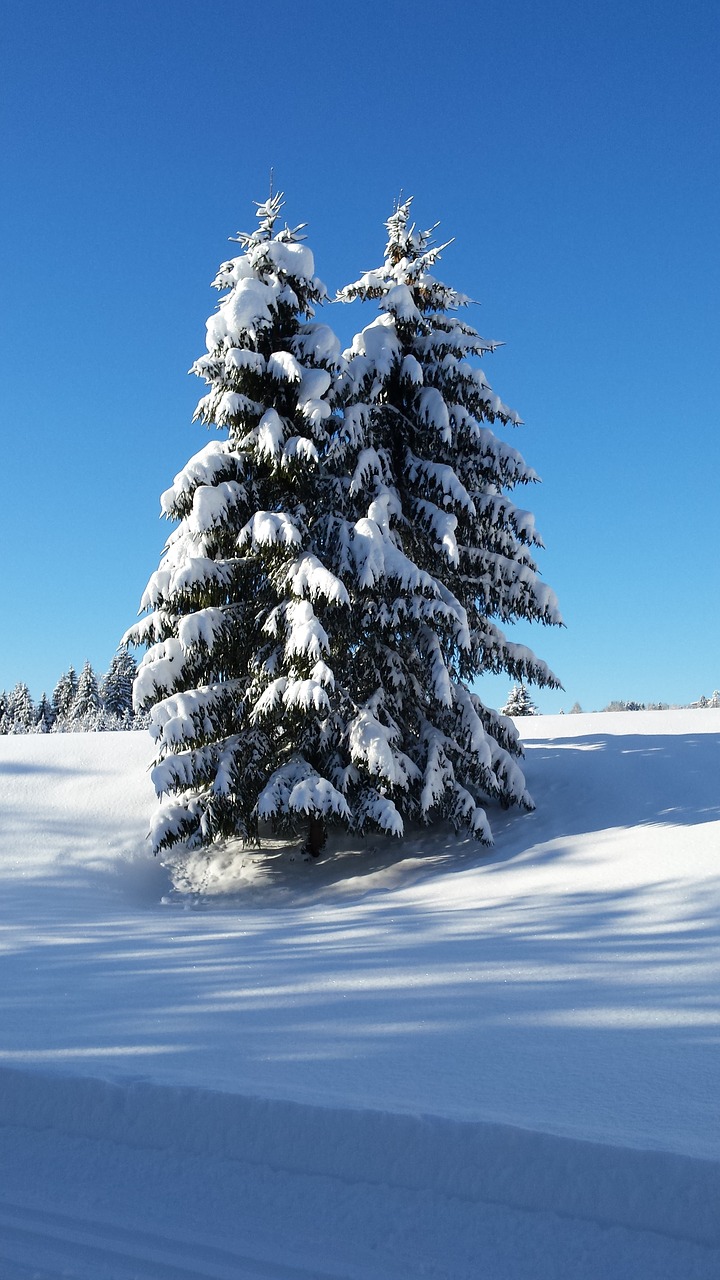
[{"x1": 1, "y1": 711, "x2": 719, "y2": 1278}]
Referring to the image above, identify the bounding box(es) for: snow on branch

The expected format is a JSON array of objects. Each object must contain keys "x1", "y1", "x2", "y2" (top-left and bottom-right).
[
  {"x1": 284, "y1": 553, "x2": 349, "y2": 606},
  {"x1": 238, "y1": 511, "x2": 303, "y2": 549}
]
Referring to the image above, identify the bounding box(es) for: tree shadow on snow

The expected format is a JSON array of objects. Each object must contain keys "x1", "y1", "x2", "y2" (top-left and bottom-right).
[
  {"x1": 0, "y1": 759, "x2": 94, "y2": 777},
  {"x1": 2, "y1": 727, "x2": 716, "y2": 912},
  {"x1": 484, "y1": 729, "x2": 720, "y2": 865}
]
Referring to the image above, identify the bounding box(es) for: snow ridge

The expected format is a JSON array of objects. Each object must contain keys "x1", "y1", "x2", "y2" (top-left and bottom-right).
[{"x1": 2, "y1": 1067, "x2": 720, "y2": 1251}]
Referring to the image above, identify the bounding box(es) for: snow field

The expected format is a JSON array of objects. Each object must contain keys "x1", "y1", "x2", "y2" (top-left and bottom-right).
[{"x1": 1, "y1": 710, "x2": 719, "y2": 1276}]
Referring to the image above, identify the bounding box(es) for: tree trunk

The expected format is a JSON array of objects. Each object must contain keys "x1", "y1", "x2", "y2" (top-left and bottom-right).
[{"x1": 306, "y1": 814, "x2": 326, "y2": 858}]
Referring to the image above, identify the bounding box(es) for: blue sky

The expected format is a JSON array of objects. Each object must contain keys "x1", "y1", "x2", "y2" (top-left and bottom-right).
[{"x1": 1, "y1": 0, "x2": 718, "y2": 713}]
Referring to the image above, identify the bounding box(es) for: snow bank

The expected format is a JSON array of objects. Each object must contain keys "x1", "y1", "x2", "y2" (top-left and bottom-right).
[{"x1": 2, "y1": 1066, "x2": 720, "y2": 1247}]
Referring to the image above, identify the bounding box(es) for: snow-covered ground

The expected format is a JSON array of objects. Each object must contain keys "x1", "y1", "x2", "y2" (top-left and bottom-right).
[{"x1": 1, "y1": 709, "x2": 719, "y2": 1278}]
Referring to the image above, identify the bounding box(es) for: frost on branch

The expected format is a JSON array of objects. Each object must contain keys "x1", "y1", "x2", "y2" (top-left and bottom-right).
[{"x1": 258, "y1": 760, "x2": 351, "y2": 823}]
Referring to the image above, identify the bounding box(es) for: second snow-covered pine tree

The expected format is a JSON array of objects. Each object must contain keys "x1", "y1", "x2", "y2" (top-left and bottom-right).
[{"x1": 333, "y1": 200, "x2": 561, "y2": 839}]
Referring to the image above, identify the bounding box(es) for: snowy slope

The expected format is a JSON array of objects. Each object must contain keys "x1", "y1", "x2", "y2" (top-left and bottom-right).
[{"x1": 1, "y1": 711, "x2": 719, "y2": 1278}]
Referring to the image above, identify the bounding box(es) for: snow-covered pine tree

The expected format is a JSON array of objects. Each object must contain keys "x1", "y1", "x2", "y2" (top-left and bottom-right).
[
  {"x1": 126, "y1": 196, "x2": 352, "y2": 856},
  {"x1": 8, "y1": 682, "x2": 35, "y2": 732},
  {"x1": 101, "y1": 647, "x2": 137, "y2": 721},
  {"x1": 72, "y1": 661, "x2": 101, "y2": 725},
  {"x1": 332, "y1": 199, "x2": 562, "y2": 839},
  {"x1": 52, "y1": 666, "x2": 78, "y2": 722},
  {"x1": 35, "y1": 693, "x2": 56, "y2": 733},
  {"x1": 501, "y1": 684, "x2": 537, "y2": 716}
]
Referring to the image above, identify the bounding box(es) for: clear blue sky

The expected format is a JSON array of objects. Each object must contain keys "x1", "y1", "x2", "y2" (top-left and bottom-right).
[{"x1": 1, "y1": 0, "x2": 718, "y2": 713}]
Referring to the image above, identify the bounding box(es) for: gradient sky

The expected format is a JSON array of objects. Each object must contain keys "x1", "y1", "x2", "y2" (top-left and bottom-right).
[{"x1": 1, "y1": 0, "x2": 718, "y2": 713}]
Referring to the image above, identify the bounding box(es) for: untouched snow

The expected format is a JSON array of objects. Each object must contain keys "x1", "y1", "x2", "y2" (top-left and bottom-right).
[{"x1": 1, "y1": 710, "x2": 719, "y2": 1277}]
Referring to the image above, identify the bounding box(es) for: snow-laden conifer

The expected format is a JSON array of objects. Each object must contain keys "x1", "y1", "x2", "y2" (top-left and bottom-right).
[
  {"x1": 501, "y1": 684, "x2": 537, "y2": 717},
  {"x1": 35, "y1": 693, "x2": 56, "y2": 733},
  {"x1": 332, "y1": 199, "x2": 562, "y2": 839},
  {"x1": 8, "y1": 682, "x2": 35, "y2": 732},
  {"x1": 72, "y1": 661, "x2": 101, "y2": 723},
  {"x1": 127, "y1": 196, "x2": 351, "y2": 855},
  {"x1": 52, "y1": 666, "x2": 78, "y2": 721},
  {"x1": 102, "y1": 647, "x2": 137, "y2": 720}
]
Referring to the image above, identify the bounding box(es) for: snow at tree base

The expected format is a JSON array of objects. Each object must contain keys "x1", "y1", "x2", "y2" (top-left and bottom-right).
[
  {"x1": 128, "y1": 197, "x2": 561, "y2": 866},
  {"x1": 1, "y1": 710, "x2": 719, "y2": 1277}
]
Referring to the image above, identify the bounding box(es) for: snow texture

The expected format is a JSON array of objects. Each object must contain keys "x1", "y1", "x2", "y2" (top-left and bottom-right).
[{"x1": 1, "y1": 710, "x2": 719, "y2": 1276}]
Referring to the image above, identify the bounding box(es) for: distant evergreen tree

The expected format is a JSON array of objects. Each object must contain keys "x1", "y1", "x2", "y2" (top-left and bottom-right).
[
  {"x1": 35, "y1": 693, "x2": 55, "y2": 733},
  {"x1": 101, "y1": 647, "x2": 137, "y2": 720},
  {"x1": 8, "y1": 682, "x2": 35, "y2": 731},
  {"x1": 0, "y1": 690, "x2": 8, "y2": 734},
  {"x1": 53, "y1": 666, "x2": 78, "y2": 720},
  {"x1": 72, "y1": 661, "x2": 101, "y2": 723},
  {"x1": 501, "y1": 684, "x2": 537, "y2": 716}
]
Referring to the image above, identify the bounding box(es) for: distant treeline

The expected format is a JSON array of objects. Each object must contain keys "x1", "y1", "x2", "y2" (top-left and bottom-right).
[
  {"x1": 5, "y1": 663, "x2": 720, "y2": 733},
  {"x1": 0, "y1": 649, "x2": 148, "y2": 734},
  {"x1": 568, "y1": 694, "x2": 720, "y2": 714},
  {"x1": 503, "y1": 686, "x2": 720, "y2": 718}
]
